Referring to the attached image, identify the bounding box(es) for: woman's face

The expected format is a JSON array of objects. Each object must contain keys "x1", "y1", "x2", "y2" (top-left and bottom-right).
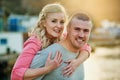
[{"x1": 44, "y1": 12, "x2": 65, "y2": 39}]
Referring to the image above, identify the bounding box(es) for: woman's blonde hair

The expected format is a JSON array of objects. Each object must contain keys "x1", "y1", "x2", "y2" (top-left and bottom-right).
[{"x1": 31, "y1": 3, "x2": 67, "y2": 49}]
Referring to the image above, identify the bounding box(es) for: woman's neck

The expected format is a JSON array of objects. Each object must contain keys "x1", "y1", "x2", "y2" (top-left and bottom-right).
[{"x1": 46, "y1": 34, "x2": 55, "y2": 43}]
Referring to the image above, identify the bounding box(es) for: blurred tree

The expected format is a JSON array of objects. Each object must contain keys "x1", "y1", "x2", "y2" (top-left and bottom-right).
[
  {"x1": 1, "y1": 0, "x2": 27, "y2": 14},
  {"x1": 1, "y1": 0, "x2": 120, "y2": 27}
]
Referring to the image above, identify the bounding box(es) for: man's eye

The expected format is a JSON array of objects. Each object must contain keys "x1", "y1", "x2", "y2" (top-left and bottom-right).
[
  {"x1": 52, "y1": 20, "x2": 56, "y2": 23},
  {"x1": 84, "y1": 29, "x2": 89, "y2": 33}
]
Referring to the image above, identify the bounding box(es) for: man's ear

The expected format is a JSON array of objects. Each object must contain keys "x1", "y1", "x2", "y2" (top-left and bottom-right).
[{"x1": 66, "y1": 23, "x2": 70, "y2": 32}]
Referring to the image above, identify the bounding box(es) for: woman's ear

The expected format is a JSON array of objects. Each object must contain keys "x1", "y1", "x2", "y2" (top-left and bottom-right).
[{"x1": 43, "y1": 20, "x2": 46, "y2": 27}]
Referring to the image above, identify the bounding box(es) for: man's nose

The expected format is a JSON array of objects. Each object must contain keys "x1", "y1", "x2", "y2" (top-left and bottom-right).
[{"x1": 79, "y1": 31, "x2": 84, "y2": 37}]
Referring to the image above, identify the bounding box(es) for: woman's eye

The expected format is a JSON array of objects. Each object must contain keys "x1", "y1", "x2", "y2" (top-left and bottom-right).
[
  {"x1": 60, "y1": 21, "x2": 65, "y2": 24},
  {"x1": 74, "y1": 28, "x2": 79, "y2": 31}
]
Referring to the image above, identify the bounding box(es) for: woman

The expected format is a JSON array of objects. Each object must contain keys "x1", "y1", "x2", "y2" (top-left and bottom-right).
[{"x1": 11, "y1": 3, "x2": 91, "y2": 80}]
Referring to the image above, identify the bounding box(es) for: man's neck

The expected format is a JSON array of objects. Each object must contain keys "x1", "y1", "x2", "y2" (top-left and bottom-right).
[{"x1": 59, "y1": 39, "x2": 79, "y2": 53}]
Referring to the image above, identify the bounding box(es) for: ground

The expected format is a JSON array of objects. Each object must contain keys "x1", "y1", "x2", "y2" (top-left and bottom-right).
[{"x1": 84, "y1": 46, "x2": 120, "y2": 80}]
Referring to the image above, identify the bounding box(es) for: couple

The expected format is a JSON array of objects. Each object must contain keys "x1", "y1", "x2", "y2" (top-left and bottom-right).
[
  {"x1": 30, "y1": 12, "x2": 92, "y2": 80},
  {"x1": 11, "y1": 3, "x2": 92, "y2": 80}
]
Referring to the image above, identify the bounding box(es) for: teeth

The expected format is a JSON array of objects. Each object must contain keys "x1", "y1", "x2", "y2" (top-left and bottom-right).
[
  {"x1": 77, "y1": 39, "x2": 83, "y2": 42},
  {"x1": 54, "y1": 29, "x2": 60, "y2": 33}
]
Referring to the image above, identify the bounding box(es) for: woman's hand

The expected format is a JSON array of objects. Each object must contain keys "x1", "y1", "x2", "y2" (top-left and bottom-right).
[
  {"x1": 45, "y1": 51, "x2": 62, "y2": 73},
  {"x1": 62, "y1": 59, "x2": 79, "y2": 77}
]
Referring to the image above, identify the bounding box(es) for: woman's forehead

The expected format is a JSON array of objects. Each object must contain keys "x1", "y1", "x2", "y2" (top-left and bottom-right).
[{"x1": 46, "y1": 13, "x2": 65, "y2": 19}]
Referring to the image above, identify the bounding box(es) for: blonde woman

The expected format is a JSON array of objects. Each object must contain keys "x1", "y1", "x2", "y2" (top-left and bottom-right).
[{"x1": 11, "y1": 3, "x2": 91, "y2": 80}]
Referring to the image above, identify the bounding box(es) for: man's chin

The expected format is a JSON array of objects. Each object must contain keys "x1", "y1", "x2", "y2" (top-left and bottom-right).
[{"x1": 78, "y1": 43, "x2": 85, "y2": 48}]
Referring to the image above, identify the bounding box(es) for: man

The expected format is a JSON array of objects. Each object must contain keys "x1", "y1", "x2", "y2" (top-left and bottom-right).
[{"x1": 30, "y1": 12, "x2": 93, "y2": 80}]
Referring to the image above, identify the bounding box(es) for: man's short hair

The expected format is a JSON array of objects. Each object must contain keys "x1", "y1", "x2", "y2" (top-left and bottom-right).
[
  {"x1": 74, "y1": 13, "x2": 90, "y2": 21},
  {"x1": 67, "y1": 12, "x2": 92, "y2": 28}
]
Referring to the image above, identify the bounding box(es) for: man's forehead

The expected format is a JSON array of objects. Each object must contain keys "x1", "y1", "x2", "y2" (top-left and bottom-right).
[{"x1": 71, "y1": 18, "x2": 91, "y2": 27}]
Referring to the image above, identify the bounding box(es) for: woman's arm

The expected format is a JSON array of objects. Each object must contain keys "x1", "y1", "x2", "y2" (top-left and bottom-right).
[
  {"x1": 24, "y1": 52, "x2": 62, "y2": 80},
  {"x1": 11, "y1": 36, "x2": 42, "y2": 80},
  {"x1": 63, "y1": 43, "x2": 91, "y2": 76}
]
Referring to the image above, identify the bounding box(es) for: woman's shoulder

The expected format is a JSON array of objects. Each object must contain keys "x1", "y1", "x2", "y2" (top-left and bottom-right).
[
  {"x1": 23, "y1": 36, "x2": 42, "y2": 51},
  {"x1": 24, "y1": 36, "x2": 42, "y2": 45}
]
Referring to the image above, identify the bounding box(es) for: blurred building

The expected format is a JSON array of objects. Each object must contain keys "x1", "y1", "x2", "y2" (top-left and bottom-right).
[
  {"x1": 0, "y1": 32, "x2": 23, "y2": 54},
  {"x1": 8, "y1": 14, "x2": 38, "y2": 32}
]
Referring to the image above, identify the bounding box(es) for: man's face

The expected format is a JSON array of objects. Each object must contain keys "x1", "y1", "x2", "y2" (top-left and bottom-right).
[{"x1": 67, "y1": 18, "x2": 92, "y2": 50}]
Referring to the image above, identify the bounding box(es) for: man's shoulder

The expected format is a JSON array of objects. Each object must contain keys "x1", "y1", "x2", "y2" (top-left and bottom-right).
[
  {"x1": 36, "y1": 43, "x2": 61, "y2": 55},
  {"x1": 48, "y1": 43, "x2": 59, "y2": 48},
  {"x1": 43, "y1": 43, "x2": 62, "y2": 51}
]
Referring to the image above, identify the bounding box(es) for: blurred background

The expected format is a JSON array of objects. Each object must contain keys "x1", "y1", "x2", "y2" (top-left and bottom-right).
[{"x1": 0, "y1": 0, "x2": 120, "y2": 80}]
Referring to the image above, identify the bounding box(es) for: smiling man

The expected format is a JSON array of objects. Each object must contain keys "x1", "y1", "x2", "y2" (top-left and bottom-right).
[{"x1": 30, "y1": 12, "x2": 93, "y2": 80}]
